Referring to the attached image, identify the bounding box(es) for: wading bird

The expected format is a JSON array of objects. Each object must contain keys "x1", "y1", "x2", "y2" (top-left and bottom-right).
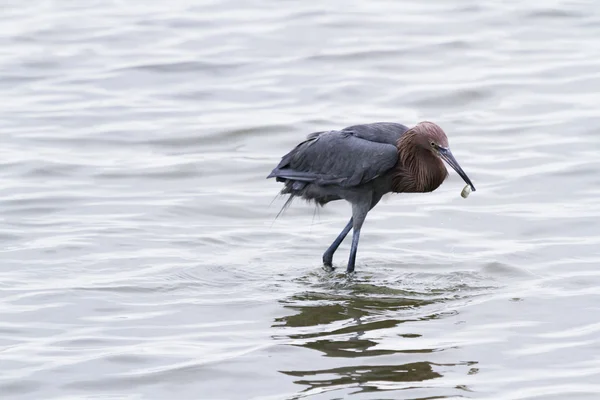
[{"x1": 267, "y1": 121, "x2": 475, "y2": 273}]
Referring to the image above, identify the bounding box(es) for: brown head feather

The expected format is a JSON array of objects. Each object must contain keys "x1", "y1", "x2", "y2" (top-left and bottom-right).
[{"x1": 391, "y1": 121, "x2": 449, "y2": 193}]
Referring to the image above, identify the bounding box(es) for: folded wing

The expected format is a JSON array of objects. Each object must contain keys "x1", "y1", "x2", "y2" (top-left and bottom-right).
[{"x1": 268, "y1": 123, "x2": 408, "y2": 188}]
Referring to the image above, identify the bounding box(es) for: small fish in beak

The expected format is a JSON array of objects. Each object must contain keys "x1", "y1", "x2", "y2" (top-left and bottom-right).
[{"x1": 461, "y1": 184, "x2": 472, "y2": 199}]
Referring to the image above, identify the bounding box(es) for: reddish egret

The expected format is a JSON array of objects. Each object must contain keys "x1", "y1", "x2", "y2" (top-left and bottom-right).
[{"x1": 267, "y1": 121, "x2": 475, "y2": 273}]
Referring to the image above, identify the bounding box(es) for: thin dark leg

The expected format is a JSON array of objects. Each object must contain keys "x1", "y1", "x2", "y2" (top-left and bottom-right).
[
  {"x1": 347, "y1": 228, "x2": 361, "y2": 273},
  {"x1": 322, "y1": 218, "x2": 353, "y2": 267},
  {"x1": 346, "y1": 202, "x2": 369, "y2": 273}
]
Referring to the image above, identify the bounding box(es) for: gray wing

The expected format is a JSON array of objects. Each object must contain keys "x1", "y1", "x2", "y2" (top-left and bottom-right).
[{"x1": 268, "y1": 123, "x2": 407, "y2": 187}]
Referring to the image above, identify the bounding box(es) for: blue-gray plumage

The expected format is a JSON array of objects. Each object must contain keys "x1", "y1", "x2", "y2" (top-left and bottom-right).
[{"x1": 267, "y1": 121, "x2": 475, "y2": 273}]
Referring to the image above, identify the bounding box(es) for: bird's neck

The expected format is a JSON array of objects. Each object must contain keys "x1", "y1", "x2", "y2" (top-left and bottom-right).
[{"x1": 392, "y1": 134, "x2": 448, "y2": 193}]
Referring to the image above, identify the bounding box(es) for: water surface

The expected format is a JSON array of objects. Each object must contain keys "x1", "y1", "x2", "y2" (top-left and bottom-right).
[{"x1": 1, "y1": 1, "x2": 600, "y2": 399}]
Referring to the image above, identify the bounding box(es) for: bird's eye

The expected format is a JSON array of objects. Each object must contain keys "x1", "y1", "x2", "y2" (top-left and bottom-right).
[{"x1": 430, "y1": 141, "x2": 436, "y2": 147}]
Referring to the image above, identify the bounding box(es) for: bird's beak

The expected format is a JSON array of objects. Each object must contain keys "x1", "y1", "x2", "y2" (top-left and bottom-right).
[{"x1": 438, "y1": 147, "x2": 476, "y2": 191}]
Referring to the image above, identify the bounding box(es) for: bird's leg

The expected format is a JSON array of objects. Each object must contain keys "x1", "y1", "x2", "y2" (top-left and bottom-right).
[
  {"x1": 322, "y1": 218, "x2": 353, "y2": 268},
  {"x1": 347, "y1": 203, "x2": 369, "y2": 274}
]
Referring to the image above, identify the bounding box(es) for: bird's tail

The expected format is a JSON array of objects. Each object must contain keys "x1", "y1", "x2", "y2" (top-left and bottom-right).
[{"x1": 270, "y1": 179, "x2": 310, "y2": 221}]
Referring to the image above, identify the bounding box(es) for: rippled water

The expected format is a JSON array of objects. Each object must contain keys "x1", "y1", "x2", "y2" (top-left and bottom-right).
[{"x1": 1, "y1": 1, "x2": 600, "y2": 399}]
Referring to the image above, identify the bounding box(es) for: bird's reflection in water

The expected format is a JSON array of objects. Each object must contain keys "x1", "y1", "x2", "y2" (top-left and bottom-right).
[
  {"x1": 273, "y1": 275, "x2": 483, "y2": 395},
  {"x1": 282, "y1": 362, "x2": 441, "y2": 391}
]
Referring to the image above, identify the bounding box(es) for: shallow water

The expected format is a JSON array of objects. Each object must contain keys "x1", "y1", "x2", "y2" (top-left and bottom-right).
[{"x1": 1, "y1": 1, "x2": 600, "y2": 399}]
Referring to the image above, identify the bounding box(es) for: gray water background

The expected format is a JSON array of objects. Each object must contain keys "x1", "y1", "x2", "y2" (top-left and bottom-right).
[{"x1": 1, "y1": 1, "x2": 600, "y2": 399}]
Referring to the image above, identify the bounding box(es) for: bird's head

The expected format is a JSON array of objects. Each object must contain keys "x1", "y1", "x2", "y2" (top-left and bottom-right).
[{"x1": 412, "y1": 121, "x2": 476, "y2": 192}]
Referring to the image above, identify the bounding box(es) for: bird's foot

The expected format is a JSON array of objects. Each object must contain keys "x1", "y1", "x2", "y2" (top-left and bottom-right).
[
  {"x1": 346, "y1": 263, "x2": 356, "y2": 274},
  {"x1": 323, "y1": 266, "x2": 335, "y2": 273},
  {"x1": 322, "y1": 262, "x2": 335, "y2": 272}
]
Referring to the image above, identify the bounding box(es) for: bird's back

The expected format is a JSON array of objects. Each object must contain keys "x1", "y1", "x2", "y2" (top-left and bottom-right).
[{"x1": 338, "y1": 122, "x2": 410, "y2": 145}]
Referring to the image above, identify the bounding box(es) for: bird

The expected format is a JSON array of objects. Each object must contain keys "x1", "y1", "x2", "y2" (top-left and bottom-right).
[{"x1": 267, "y1": 121, "x2": 476, "y2": 273}]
